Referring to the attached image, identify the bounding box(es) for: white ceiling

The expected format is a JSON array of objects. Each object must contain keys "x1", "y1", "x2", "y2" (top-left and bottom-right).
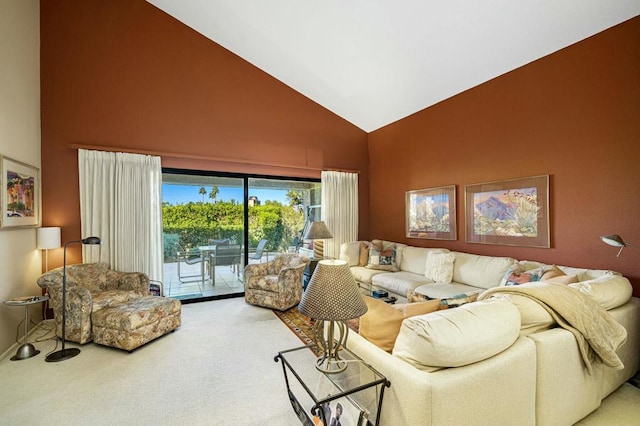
[{"x1": 146, "y1": 0, "x2": 640, "y2": 132}]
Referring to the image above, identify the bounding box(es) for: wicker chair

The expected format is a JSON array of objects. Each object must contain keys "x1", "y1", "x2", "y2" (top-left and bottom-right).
[{"x1": 244, "y1": 254, "x2": 310, "y2": 311}]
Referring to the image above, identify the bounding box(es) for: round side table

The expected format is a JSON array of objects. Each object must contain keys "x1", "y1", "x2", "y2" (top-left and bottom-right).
[{"x1": 4, "y1": 295, "x2": 49, "y2": 361}]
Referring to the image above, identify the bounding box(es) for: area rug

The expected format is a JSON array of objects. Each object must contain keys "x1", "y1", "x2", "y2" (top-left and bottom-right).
[
  {"x1": 273, "y1": 306, "x2": 321, "y2": 355},
  {"x1": 273, "y1": 307, "x2": 361, "y2": 357}
]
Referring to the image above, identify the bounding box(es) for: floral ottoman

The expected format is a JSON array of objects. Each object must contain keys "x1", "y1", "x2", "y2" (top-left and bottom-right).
[{"x1": 91, "y1": 296, "x2": 181, "y2": 352}]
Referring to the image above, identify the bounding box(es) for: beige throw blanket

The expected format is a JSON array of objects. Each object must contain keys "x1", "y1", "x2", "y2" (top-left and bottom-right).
[{"x1": 479, "y1": 282, "x2": 627, "y2": 374}]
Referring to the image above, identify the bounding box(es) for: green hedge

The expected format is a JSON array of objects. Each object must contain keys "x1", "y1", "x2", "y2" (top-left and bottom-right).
[{"x1": 162, "y1": 201, "x2": 303, "y2": 261}]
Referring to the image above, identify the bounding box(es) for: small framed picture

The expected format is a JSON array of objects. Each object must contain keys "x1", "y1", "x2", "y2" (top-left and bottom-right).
[
  {"x1": 1, "y1": 156, "x2": 40, "y2": 228},
  {"x1": 406, "y1": 185, "x2": 457, "y2": 240}
]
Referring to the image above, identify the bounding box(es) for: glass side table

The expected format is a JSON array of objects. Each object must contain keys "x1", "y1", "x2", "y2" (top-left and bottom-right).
[
  {"x1": 275, "y1": 344, "x2": 390, "y2": 426},
  {"x1": 4, "y1": 295, "x2": 49, "y2": 361}
]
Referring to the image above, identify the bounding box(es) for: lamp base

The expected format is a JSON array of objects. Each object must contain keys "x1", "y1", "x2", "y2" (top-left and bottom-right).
[
  {"x1": 10, "y1": 343, "x2": 40, "y2": 361},
  {"x1": 315, "y1": 354, "x2": 347, "y2": 374},
  {"x1": 311, "y1": 320, "x2": 349, "y2": 374},
  {"x1": 45, "y1": 347, "x2": 80, "y2": 362}
]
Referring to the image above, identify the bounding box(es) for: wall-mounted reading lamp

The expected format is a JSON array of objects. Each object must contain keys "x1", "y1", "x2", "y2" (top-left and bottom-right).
[{"x1": 600, "y1": 234, "x2": 633, "y2": 257}]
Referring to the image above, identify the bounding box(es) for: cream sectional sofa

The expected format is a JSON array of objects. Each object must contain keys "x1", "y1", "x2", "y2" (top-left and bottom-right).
[
  {"x1": 340, "y1": 240, "x2": 516, "y2": 303},
  {"x1": 338, "y1": 240, "x2": 640, "y2": 426}
]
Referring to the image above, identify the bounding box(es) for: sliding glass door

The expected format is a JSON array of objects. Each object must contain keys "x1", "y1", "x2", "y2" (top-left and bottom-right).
[
  {"x1": 162, "y1": 172, "x2": 245, "y2": 301},
  {"x1": 162, "y1": 170, "x2": 320, "y2": 302}
]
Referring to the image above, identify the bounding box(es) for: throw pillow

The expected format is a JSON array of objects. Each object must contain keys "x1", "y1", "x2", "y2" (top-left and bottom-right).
[
  {"x1": 502, "y1": 263, "x2": 544, "y2": 286},
  {"x1": 358, "y1": 242, "x2": 370, "y2": 267},
  {"x1": 366, "y1": 243, "x2": 398, "y2": 271},
  {"x1": 541, "y1": 265, "x2": 579, "y2": 285},
  {"x1": 424, "y1": 251, "x2": 455, "y2": 284},
  {"x1": 358, "y1": 297, "x2": 441, "y2": 352},
  {"x1": 439, "y1": 292, "x2": 479, "y2": 309}
]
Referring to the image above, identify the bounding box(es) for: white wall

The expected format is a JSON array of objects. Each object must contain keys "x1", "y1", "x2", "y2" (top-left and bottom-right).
[{"x1": 0, "y1": 0, "x2": 42, "y2": 355}]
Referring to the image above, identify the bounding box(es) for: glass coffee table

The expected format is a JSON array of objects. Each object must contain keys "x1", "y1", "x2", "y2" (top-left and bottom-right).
[{"x1": 275, "y1": 344, "x2": 390, "y2": 426}]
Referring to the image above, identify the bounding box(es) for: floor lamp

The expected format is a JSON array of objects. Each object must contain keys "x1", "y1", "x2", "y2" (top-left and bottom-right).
[{"x1": 46, "y1": 236, "x2": 102, "y2": 363}]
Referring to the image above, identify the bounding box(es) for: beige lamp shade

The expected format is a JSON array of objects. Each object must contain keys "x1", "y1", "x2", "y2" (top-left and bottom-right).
[
  {"x1": 37, "y1": 227, "x2": 61, "y2": 250},
  {"x1": 304, "y1": 221, "x2": 333, "y2": 240},
  {"x1": 298, "y1": 259, "x2": 367, "y2": 321}
]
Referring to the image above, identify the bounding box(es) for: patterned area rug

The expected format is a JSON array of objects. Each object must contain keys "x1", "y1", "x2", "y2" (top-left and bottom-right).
[
  {"x1": 273, "y1": 306, "x2": 360, "y2": 357},
  {"x1": 273, "y1": 306, "x2": 321, "y2": 355}
]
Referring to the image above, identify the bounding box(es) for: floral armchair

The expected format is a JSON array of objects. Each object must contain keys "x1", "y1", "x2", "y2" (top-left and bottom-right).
[
  {"x1": 244, "y1": 254, "x2": 310, "y2": 311},
  {"x1": 37, "y1": 263, "x2": 149, "y2": 344}
]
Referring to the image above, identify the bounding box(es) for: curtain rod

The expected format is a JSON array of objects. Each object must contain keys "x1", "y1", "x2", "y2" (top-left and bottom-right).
[{"x1": 69, "y1": 143, "x2": 360, "y2": 174}]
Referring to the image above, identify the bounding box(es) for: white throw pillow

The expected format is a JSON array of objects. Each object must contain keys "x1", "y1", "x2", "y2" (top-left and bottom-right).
[{"x1": 424, "y1": 251, "x2": 455, "y2": 284}]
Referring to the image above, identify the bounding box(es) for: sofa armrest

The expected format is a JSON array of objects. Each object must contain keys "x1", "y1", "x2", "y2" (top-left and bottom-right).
[
  {"x1": 116, "y1": 272, "x2": 150, "y2": 295},
  {"x1": 346, "y1": 331, "x2": 536, "y2": 426},
  {"x1": 47, "y1": 283, "x2": 94, "y2": 344}
]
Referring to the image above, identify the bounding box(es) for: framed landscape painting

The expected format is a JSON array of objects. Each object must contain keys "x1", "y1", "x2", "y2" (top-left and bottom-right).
[
  {"x1": 406, "y1": 185, "x2": 457, "y2": 240},
  {"x1": 1, "y1": 156, "x2": 39, "y2": 228},
  {"x1": 465, "y1": 175, "x2": 549, "y2": 248}
]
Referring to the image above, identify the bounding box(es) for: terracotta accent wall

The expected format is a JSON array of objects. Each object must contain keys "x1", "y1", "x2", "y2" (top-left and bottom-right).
[
  {"x1": 40, "y1": 0, "x2": 368, "y2": 267},
  {"x1": 368, "y1": 17, "x2": 640, "y2": 295}
]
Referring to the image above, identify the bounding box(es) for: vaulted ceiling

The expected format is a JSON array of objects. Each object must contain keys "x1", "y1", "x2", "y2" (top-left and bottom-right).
[{"x1": 146, "y1": 1, "x2": 640, "y2": 132}]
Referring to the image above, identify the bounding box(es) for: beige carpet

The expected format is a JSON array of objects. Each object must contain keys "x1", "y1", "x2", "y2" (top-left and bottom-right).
[
  {"x1": 0, "y1": 297, "x2": 638, "y2": 425},
  {"x1": 0, "y1": 298, "x2": 302, "y2": 425}
]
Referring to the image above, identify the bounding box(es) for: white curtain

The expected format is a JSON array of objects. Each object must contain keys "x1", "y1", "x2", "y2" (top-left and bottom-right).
[
  {"x1": 78, "y1": 149, "x2": 163, "y2": 281},
  {"x1": 321, "y1": 171, "x2": 358, "y2": 259}
]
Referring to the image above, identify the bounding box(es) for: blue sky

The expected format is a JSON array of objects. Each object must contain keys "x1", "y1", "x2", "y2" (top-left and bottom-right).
[{"x1": 162, "y1": 184, "x2": 289, "y2": 205}]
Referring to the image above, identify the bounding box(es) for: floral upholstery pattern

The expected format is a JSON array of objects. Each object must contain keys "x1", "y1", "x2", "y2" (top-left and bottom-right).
[
  {"x1": 245, "y1": 254, "x2": 310, "y2": 311},
  {"x1": 37, "y1": 263, "x2": 150, "y2": 344},
  {"x1": 92, "y1": 297, "x2": 181, "y2": 351}
]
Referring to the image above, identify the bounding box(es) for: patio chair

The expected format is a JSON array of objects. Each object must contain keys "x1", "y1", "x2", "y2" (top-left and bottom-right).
[
  {"x1": 248, "y1": 239, "x2": 269, "y2": 263},
  {"x1": 176, "y1": 242, "x2": 206, "y2": 283},
  {"x1": 210, "y1": 244, "x2": 243, "y2": 280}
]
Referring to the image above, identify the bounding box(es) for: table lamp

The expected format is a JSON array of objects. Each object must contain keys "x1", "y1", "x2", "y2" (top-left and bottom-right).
[
  {"x1": 303, "y1": 221, "x2": 333, "y2": 259},
  {"x1": 46, "y1": 236, "x2": 102, "y2": 362},
  {"x1": 600, "y1": 234, "x2": 633, "y2": 257},
  {"x1": 36, "y1": 227, "x2": 61, "y2": 272},
  {"x1": 298, "y1": 259, "x2": 367, "y2": 373}
]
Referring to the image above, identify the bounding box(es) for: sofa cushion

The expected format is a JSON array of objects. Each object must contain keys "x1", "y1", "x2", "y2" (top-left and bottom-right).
[
  {"x1": 358, "y1": 297, "x2": 441, "y2": 352},
  {"x1": 424, "y1": 251, "x2": 455, "y2": 283},
  {"x1": 399, "y1": 246, "x2": 447, "y2": 275},
  {"x1": 367, "y1": 243, "x2": 399, "y2": 272},
  {"x1": 569, "y1": 273, "x2": 633, "y2": 310},
  {"x1": 350, "y1": 266, "x2": 388, "y2": 284},
  {"x1": 453, "y1": 252, "x2": 515, "y2": 289},
  {"x1": 371, "y1": 271, "x2": 433, "y2": 297},
  {"x1": 393, "y1": 298, "x2": 521, "y2": 368}
]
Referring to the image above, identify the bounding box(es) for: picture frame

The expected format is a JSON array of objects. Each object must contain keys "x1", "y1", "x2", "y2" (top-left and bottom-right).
[
  {"x1": 465, "y1": 175, "x2": 550, "y2": 248},
  {"x1": 406, "y1": 185, "x2": 457, "y2": 240},
  {"x1": 1, "y1": 156, "x2": 40, "y2": 228}
]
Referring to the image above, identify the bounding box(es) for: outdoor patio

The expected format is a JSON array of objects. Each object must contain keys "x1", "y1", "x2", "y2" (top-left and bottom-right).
[{"x1": 162, "y1": 252, "x2": 273, "y2": 300}]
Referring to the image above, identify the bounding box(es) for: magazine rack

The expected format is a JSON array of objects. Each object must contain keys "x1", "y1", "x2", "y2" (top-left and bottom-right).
[{"x1": 275, "y1": 344, "x2": 390, "y2": 426}]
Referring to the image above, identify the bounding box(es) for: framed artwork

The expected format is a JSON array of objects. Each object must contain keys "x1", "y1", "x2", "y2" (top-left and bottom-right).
[
  {"x1": 1, "y1": 156, "x2": 40, "y2": 228},
  {"x1": 465, "y1": 175, "x2": 549, "y2": 248},
  {"x1": 406, "y1": 185, "x2": 457, "y2": 240}
]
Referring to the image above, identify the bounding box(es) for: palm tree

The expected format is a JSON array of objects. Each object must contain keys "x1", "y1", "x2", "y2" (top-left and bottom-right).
[
  {"x1": 199, "y1": 187, "x2": 206, "y2": 203},
  {"x1": 209, "y1": 186, "x2": 219, "y2": 203}
]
